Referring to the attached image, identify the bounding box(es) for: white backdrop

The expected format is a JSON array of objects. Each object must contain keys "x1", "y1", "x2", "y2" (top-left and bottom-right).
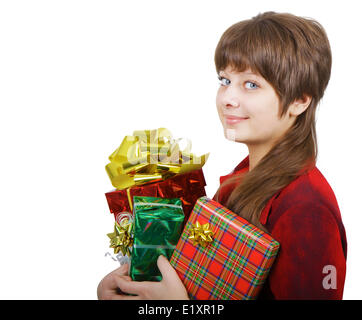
[{"x1": 0, "y1": 0, "x2": 361, "y2": 299}]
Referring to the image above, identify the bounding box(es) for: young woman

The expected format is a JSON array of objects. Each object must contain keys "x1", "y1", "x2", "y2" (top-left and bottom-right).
[{"x1": 97, "y1": 11, "x2": 347, "y2": 300}]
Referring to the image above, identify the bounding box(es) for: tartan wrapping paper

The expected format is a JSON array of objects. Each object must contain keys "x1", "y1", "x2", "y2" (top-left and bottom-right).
[
  {"x1": 105, "y1": 168, "x2": 206, "y2": 228},
  {"x1": 170, "y1": 196, "x2": 280, "y2": 300}
]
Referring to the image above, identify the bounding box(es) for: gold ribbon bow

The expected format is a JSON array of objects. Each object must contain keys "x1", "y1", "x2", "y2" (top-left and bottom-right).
[
  {"x1": 107, "y1": 218, "x2": 133, "y2": 256},
  {"x1": 105, "y1": 128, "x2": 209, "y2": 191},
  {"x1": 188, "y1": 221, "x2": 214, "y2": 247}
]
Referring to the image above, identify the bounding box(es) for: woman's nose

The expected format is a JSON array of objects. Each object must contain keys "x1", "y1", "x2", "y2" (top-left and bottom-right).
[
  {"x1": 220, "y1": 95, "x2": 240, "y2": 109},
  {"x1": 225, "y1": 100, "x2": 239, "y2": 108},
  {"x1": 221, "y1": 88, "x2": 240, "y2": 108}
]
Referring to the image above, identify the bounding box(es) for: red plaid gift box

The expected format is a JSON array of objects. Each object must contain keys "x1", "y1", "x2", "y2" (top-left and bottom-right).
[{"x1": 170, "y1": 196, "x2": 280, "y2": 300}]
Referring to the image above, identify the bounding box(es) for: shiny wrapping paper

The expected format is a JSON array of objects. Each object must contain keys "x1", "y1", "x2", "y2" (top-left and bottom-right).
[
  {"x1": 104, "y1": 128, "x2": 208, "y2": 228},
  {"x1": 170, "y1": 197, "x2": 280, "y2": 300},
  {"x1": 105, "y1": 128, "x2": 209, "y2": 190},
  {"x1": 105, "y1": 168, "x2": 206, "y2": 227},
  {"x1": 130, "y1": 196, "x2": 185, "y2": 281}
]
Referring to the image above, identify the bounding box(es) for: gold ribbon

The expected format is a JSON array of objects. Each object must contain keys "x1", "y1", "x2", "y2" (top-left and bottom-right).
[
  {"x1": 107, "y1": 218, "x2": 133, "y2": 256},
  {"x1": 126, "y1": 188, "x2": 133, "y2": 213},
  {"x1": 105, "y1": 128, "x2": 209, "y2": 191},
  {"x1": 188, "y1": 221, "x2": 214, "y2": 247}
]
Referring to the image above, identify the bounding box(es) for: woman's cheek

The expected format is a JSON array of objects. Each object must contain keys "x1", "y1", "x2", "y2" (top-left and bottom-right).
[
  {"x1": 217, "y1": 107, "x2": 224, "y2": 125},
  {"x1": 249, "y1": 118, "x2": 270, "y2": 140}
]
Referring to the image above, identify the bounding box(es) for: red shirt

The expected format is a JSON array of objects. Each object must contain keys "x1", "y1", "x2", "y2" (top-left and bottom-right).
[{"x1": 212, "y1": 155, "x2": 347, "y2": 300}]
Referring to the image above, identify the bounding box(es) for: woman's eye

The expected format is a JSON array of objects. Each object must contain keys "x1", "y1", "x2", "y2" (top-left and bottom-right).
[
  {"x1": 218, "y1": 76, "x2": 230, "y2": 86},
  {"x1": 218, "y1": 76, "x2": 259, "y2": 90},
  {"x1": 245, "y1": 81, "x2": 259, "y2": 89}
]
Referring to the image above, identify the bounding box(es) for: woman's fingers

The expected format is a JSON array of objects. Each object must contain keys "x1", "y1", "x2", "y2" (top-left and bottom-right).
[
  {"x1": 115, "y1": 277, "x2": 149, "y2": 296},
  {"x1": 105, "y1": 264, "x2": 130, "y2": 288},
  {"x1": 110, "y1": 294, "x2": 141, "y2": 300},
  {"x1": 111, "y1": 263, "x2": 129, "y2": 276},
  {"x1": 156, "y1": 255, "x2": 189, "y2": 300},
  {"x1": 157, "y1": 255, "x2": 179, "y2": 282},
  {"x1": 97, "y1": 264, "x2": 135, "y2": 300},
  {"x1": 157, "y1": 255, "x2": 172, "y2": 276}
]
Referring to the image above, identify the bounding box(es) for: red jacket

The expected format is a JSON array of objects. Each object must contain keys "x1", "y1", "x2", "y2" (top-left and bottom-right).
[{"x1": 212, "y1": 155, "x2": 347, "y2": 300}]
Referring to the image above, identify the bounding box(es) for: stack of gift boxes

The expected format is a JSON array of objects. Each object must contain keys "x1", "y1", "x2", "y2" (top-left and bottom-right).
[{"x1": 104, "y1": 128, "x2": 280, "y2": 300}]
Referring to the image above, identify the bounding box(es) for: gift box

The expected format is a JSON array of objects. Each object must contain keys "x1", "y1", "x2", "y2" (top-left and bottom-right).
[
  {"x1": 105, "y1": 128, "x2": 208, "y2": 227},
  {"x1": 105, "y1": 168, "x2": 206, "y2": 226},
  {"x1": 170, "y1": 196, "x2": 280, "y2": 300},
  {"x1": 130, "y1": 196, "x2": 185, "y2": 281}
]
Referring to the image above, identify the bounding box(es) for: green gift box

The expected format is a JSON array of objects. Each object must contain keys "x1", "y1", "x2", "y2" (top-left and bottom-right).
[{"x1": 130, "y1": 196, "x2": 185, "y2": 281}]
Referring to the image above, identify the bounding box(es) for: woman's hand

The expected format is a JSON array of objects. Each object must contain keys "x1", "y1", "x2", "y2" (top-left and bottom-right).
[
  {"x1": 97, "y1": 255, "x2": 189, "y2": 300},
  {"x1": 97, "y1": 263, "x2": 131, "y2": 300}
]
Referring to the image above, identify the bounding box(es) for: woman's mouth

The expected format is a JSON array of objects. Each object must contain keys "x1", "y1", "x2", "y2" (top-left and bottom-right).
[{"x1": 224, "y1": 115, "x2": 249, "y2": 125}]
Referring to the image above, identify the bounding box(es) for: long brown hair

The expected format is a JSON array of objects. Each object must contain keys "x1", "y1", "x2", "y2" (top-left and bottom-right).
[{"x1": 214, "y1": 11, "x2": 332, "y2": 232}]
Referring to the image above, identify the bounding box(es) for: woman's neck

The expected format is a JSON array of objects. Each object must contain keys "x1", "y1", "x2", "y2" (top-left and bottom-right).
[{"x1": 247, "y1": 143, "x2": 273, "y2": 171}]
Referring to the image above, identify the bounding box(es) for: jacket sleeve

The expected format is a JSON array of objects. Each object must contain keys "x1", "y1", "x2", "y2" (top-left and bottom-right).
[{"x1": 268, "y1": 202, "x2": 346, "y2": 299}]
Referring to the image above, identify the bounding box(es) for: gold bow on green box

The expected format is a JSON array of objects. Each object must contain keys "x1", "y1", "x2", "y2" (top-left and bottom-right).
[{"x1": 107, "y1": 218, "x2": 134, "y2": 256}]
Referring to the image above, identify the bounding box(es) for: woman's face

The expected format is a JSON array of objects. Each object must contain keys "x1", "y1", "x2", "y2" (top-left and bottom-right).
[{"x1": 216, "y1": 65, "x2": 294, "y2": 148}]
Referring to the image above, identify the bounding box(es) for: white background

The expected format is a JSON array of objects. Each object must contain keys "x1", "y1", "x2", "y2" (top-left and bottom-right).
[{"x1": 0, "y1": 0, "x2": 361, "y2": 299}]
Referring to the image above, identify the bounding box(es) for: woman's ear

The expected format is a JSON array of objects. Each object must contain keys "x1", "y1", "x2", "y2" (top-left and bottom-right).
[{"x1": 289, "y1": 94, "x2": 312, "y2": 117}]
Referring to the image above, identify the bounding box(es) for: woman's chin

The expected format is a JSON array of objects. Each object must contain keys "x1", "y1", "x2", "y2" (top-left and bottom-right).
[
  {"x1": 224, "y1": 128, "x2": 246, "y2": 142},
  {"x1": 224, "y1": 130, "x2": 250, "y2": 144}
]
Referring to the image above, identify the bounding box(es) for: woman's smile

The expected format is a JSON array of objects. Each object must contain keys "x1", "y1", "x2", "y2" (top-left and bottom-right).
[{"x1": 224, "y1": 115, "x2": 249, "y2": 125}]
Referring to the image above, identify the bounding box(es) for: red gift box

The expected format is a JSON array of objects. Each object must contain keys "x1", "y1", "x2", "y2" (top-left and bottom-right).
[
  {"x1": 170, "y1": 196, "x2": 280, "y2": 300},
  {"x1": 105, "y1": 168, "x2": 206, "y2": 225}
]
